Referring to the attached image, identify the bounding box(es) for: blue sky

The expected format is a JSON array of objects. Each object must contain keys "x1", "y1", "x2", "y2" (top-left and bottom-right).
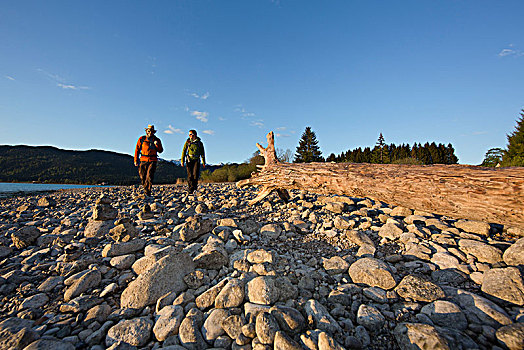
[{"x1": 1, "y1": 1, "x2": 523, "y2": 165}]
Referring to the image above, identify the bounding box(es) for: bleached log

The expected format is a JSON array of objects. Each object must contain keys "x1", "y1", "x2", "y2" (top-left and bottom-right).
[{"x1": 238, "y1": 132, "x2": 524, "y2": 229}]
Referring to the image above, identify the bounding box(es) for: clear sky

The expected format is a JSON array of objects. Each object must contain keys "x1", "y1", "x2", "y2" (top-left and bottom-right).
[{"x1": 1, "y1": 1, "x2": 523, "y2": 165}]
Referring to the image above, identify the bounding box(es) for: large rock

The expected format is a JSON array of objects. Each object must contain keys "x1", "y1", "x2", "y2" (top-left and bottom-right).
[
  {"x1": 247, "y1": 276, "x2": 279, "y2": 305},
  {"x1": 256, "y1": 311, "x2": 280, "y2": 345},
  {"x1": 64, "y1": 269, "x2": 101, "y2": 301},
  {"x1": 458, "y1": 239, "x2": 503, "y2": 264},
  {"x1": 395, "y1": 275, "x2": 445, "y2": 302},
  {"x1": 503, "y1": 237, "x2": 524, "y2": 266},
  {"x1": 153, "y1": 305, "x2": 185, "y2": 341},
  {"x1": 195, "y1": 278, "x2": 229, "y2": 310},
  {"x1": 444, "y1": 287, "x2": 512, "y2": 328},
  {"x1": 420, "y1": 300, "x2": 467, "y2": 331},
  {"x1": 84, "y1": 220, "x2": 114, "y2": 238},
  {"x1": 11, "y1": 226, "x2": 41, "y2": 249},
  {"x1": 0, "y1": 318, "x2": 38, "y2": 350},
  {"x1": 102, "y1": 239, "x2": 146, "y2": 258},
  {"x1": 495, "y1": 323, "x2": 524, "y2": 350},
  {"x1": 193, "y1": 235, "x2": 229, "y2": 270},
  {"x1": 322, "y1": 256, "x2": 350, "y2": 275},
  {"x1": 481, "y1": 267, "x2": 524, "y2": 305},
  {"x1": 109, "y1": 218, "x2": 139, "y2": 242},
  {"x1": 179, "y1": 308, "x2": 207, "y2": 350},
  {"x1": 270, "y1": 305, "x2": 305, "y2": 334},
  {"x1": 23, "y1": 339, "x2": 75, "y2": 350},
  {"x1": 455, "y1": 219, "x2": 490, "y2": 236},
  {"x1": 105, "y1": 317, "x2": 152, "y2": 347},
  {"x1": 215, "y1": 278, "x2": 244, "y2": 308},
  {"x1": 202, "y1": 308, "x2": 228, "y2": 343},
  {"x1": 132, "y1": 246, "x2": 177, "y2": 275},
  {"x1": 378, "y1": 223, "x2": 404, "y2": 240},
  {"x1": 348, "y1": 257, "x2": 396, "y2": 289},
  {"x1": 37, "y1": 196, "x2": 56, "y2": 207},
  {"x1": 304, "y1": 299, "x2": 342, "y2": 334},
  {"x1": 357, "y1": 304, "x2": 385, "y2": 331},
  {"x1": 121, "y1": 251, "x2": 195, "y2": 308},
  {"x1": 179, "y1": 217, "x2": 214, "y2": 242},
  {"x1": 394, "y1": 323, "x2": 450, "y2": 350},
  {"x1": 259, "y1": 224, "x2": 282, "y2": 239}
]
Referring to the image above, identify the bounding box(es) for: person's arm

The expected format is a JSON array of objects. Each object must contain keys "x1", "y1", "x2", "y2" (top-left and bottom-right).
[
  {"x1": 181, "y1": 140, "x2": 188, "y2": 167},
  {"x1": 200, "y1": 141, "x2": 206, "y2": 168},
  {"x1": 134, "y1": 137, "x2": 142, "y2": 166},
  {"x1": 154, "y1": 137, "x2": 163, "y2": 153}
]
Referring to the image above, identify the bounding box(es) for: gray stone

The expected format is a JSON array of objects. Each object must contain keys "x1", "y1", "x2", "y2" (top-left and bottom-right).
[
  {"x1": 247, "y1": 249, "x2": 276, "y2": 264},
  {"x1": 420, "y1": 300, "x2": 467, "y2": 331},
  {"x1": 179, "y1": 217, "x2": 214, "y2": 242},
  {"x1": 503, "y1": 237, "x2": 524, "y2": 266},
  {"x1": 221, "y1": 314, "x2": 244, "y2": 339},
  {"x1": 348, "y1": 257, "x2": 396, "y2": 290},
  {"x1": 458, "y1": 239, "x2": 503, "y2": 264},
  {"x1": 304, "y1": 299, "x2": 342, "y2": 334},
  {"x1": 102, "y1": 239, "x2": 146, "y2": 258},
  {"x1": 259, "y1": 224, "x2": 282, "y2": 239},
  {"x1": 120, "y1": 251, "x2": 195, "y2": 308},
  {"x1": 195, "y1": 278, "x2": 229, "y2": 310},
  {"x1": 318, "y1": 331, "x2": 345, "y2": 350},
  {"x1": 0, "y1": 318, "x2": 38, "y2": 350},
  {"x1": 11, "y1": 226, "x2": 40, "y2": 249},
  {"x1": 153, "y1": 305, "x2": 185, "y2": 341},
  {"x1": 357, "y1": 304, "x2": 385, "y2": 331},
  {"x1": 395, "y1": 275, "x2": 445, "y2": 302},
  {"x1": 132, "y1": 246, "x2": 177, "y2": 275},
  {"x1": 444, "y1": 287, "x2": 512, "y2": 328},
  {"x1": 322, "y1": 256, "x2": 350, "y2": 275},
  {"x1": 215, "y1": 278, "x2": 244, "y2": 308},
  {"x1": 394, "y1": 323, "x2": 450, "y2": 350},
  {"x1": 333, "y1": 216, "x2": 355, "y2": 230},
  {"x1": 495, "y1": 322, "x2": 524, "y2": 350},
  {"x1": 19, "y1": 293, "x2": 49, "y2": 310},
  {"x1": 256, "y1": 311, "x2": 280, "y2": 345},
  {"x1": 481, "y1": 267, "x2": 524, "y2": 306},
  {"x1": 325, "y1": 202, "x2": 346, "y2": 214},
  {"x1": 109, "y1": 222, "x2": 139, "y2": 242},
  {"x1": 431, "y1": 252, "x2": 460, "y2": 270},
  {"x1": 247, "y1": 276, "x2": 279, "y2": 305},
  {"x1": 64, "y1": 269, "x2": 102, "y2": 301},
  {"x1": 23, "y1": 339, "x2": 75, "y2": 350},
  {"x1": 455, "y1": 220, "x2": 490, "y2": 236},
  {"x1": 110, "y1": 254, "x2": 136, "y2": 270},
  {"x1": 179, "y1": 308, "x2": 207, "y2": 350},
  {"x1": 84, "y1": 219, "x2": 114, "y2": 238},
  {"x1": 274, "y1": 331, "x2": 302, "y2": 350},
  {"x1": 202, "y1": 308, "x2": 228, "y2": 343},
  {"x1": 270, "y1": 305, "x2": 305, "y2": 334},
  {"x1": 378, "y1": 223, "x2": 404, "y2": 240},
  {"x1": 84, "y1": 303, "x2": 112, "y2": 324},
  {"x1": 105, "y1": 317, "x2": 152, "y2": 347}
]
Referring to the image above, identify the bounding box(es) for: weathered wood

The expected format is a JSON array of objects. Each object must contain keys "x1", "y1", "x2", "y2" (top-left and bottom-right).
[{"x1": 238, "y1": 132, "x2": 524, "y2": 229}]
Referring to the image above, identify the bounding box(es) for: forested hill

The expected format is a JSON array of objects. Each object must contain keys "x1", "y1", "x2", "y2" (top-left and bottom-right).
[{"x1": 0, "y1": 145, "x2": 192, "y2": 185}]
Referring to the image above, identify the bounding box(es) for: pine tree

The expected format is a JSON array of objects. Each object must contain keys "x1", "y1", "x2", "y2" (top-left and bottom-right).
[
  {"x1": 372, "y1": 133, "x2": 389, "y2": 163},
  {"x1": 481, "y1": 148, "x2": 504, "y2": 167},
  {"x1": 294, "y1": 127, "x2": 324, "y2": 163},
  {"x1": 501, "y1": 110, "x2": 524, "y2": 167}
]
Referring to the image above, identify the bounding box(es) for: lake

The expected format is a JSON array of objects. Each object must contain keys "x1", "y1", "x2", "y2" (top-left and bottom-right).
[{"x1": 0, "y1": 182, "x2": 111, "y2": 197}]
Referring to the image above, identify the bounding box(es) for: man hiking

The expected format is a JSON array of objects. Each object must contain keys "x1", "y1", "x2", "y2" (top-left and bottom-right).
[
  {"x1": 134, "y1": 124, "x2": 163, "y2": 197},
  {"x1": 181, "y1": 129, "x2": 206, "y2": 194}
]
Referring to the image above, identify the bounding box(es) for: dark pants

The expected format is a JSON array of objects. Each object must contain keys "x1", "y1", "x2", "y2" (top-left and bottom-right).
[
  {"x1": 139, "y1": 161, "x2": 157, "y2": 196},
  {"x1": 186, "y1": 159, "x2": 200, "y2": 193}
]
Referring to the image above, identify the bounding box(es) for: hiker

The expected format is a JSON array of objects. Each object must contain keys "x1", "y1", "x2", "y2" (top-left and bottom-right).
[
  {"x1": 134, "y1": 124, "x2": 163, "y2": 197},
  {"x1": 181, "y1": 129, "x2": 206, "y2": 194}
]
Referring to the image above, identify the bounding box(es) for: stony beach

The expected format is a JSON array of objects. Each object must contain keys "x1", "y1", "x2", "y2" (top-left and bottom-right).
[{"x1": 1, "y1": 183, "x2": 523, "y2": 350}]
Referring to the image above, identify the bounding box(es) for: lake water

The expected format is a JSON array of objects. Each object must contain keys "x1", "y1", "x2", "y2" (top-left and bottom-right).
[{"x1": 0, "y1": 182, "x2": 110, "y2": 197}]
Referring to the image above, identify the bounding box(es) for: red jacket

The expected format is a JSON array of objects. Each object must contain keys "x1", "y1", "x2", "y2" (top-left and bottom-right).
[{"x1": 134, "y1": 135, "x2": 163, "y2": 163}]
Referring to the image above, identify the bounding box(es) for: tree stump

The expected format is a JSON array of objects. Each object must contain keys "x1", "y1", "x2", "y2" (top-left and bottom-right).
[{"x1": 238, "y1": 131, "x2": 524, "y2": 230}]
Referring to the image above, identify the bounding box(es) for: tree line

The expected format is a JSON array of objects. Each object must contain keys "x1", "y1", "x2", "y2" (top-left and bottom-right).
[{"x1": 481, "y1": 109, "x2": 524, "y2": 167}]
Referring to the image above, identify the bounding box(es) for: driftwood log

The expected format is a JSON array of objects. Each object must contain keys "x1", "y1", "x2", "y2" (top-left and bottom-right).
[{"x1": 238, "y1": 132, "x2": 524, "y2": 230}]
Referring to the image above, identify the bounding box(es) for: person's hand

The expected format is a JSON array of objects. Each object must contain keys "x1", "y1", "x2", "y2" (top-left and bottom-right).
[
  {"x1": 202, "y1": 163, "x2": 206, "y2": 169},
  {"x1": 134, "y1": 162, "x2": 139, "y2": 167},
  {"x1": 181, "y1": 162, "x2": 184, "y2": 167}
]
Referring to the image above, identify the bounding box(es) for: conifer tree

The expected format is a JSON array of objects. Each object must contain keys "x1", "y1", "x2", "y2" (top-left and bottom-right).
[
  {"x1": 501, "y1": 110, "x2": 524, "y2": 167},
  {"x1": 294, "y1": 127, "x2": 324, "y2": 163},
  {"x1": 481, "y1": 148, "x2": 504, "y2": 167}
]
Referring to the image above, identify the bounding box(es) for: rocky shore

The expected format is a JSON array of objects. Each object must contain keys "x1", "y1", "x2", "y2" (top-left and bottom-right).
[{"x1": 0, "y1": 183, "x2": 523, "y2": 350}]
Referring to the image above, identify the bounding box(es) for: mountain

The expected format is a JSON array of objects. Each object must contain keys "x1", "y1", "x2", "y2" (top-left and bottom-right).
[{"x1": 0, "y1": 145, "x2": 194, "y2": 185}]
